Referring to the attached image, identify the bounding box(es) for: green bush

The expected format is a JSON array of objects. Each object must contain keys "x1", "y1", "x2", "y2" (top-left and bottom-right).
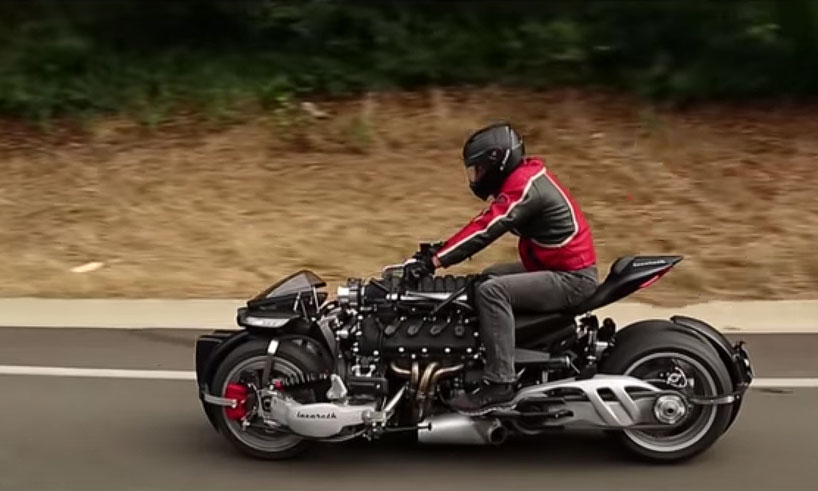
[{"x1": 1, "y1": 0, "x2": 817, "y2": 121}]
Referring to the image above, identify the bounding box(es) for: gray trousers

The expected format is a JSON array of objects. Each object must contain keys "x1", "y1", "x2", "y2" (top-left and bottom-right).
[{"x1": 476, "y1": 262, "x2": 598, "y2": 383}]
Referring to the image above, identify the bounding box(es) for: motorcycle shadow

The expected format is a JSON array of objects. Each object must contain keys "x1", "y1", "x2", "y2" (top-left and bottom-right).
[
  {"x1": 187, "y1": 420, "x2": 632, "y2": 468},
  {"x1": 305, "y1": 429, "x2": 629, "y2": 467}
]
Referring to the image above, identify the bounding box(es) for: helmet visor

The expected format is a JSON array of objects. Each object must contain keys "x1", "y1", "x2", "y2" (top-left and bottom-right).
[{"x1": 466, "y1": 164, "x2": 488, "y2": 185}]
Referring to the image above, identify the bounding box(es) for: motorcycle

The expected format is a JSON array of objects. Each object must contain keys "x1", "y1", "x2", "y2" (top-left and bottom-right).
[{"x1": 195, "y1": 243, "x2": 754, "y2": 462}]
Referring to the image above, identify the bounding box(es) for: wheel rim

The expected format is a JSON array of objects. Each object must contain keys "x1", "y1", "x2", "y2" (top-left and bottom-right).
[
  {"x1": 623, "y1": 351, "x2": 719, "y2": 453},
  {"x1": 221, "y1": 354, "x2": 310, "y2": 453}
]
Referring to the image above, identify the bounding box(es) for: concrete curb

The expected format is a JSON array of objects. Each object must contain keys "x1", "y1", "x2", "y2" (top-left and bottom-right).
[
  {"x1": 0, "y1": 298, "x2": 243, "y2": 330},
  {"x1": 595, "y1": 300, "x2": 818, "y2": 333},
  {"x1": 0, "y1": 297, "x2": 817, "y2": 333}
]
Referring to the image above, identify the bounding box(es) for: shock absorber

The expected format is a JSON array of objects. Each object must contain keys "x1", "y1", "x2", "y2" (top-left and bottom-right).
[{"x1": 272, "y1": 372, "x2": 333, "y2": 392}]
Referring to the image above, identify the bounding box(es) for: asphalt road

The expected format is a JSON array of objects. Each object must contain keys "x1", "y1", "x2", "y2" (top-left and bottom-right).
[{"x1": 1, "y1": 328, "x2": 817, "y2": 491}]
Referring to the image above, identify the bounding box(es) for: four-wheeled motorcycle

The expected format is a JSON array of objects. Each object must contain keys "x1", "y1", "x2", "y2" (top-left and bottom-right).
[{"x1": 195, "y1": 244, "x2": 754, "y2": 462}]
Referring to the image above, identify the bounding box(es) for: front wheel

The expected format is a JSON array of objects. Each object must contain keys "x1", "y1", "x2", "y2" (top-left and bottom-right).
[
  {"x1": 210, "y1": 339, "x2": 326, "y2": 460},
  {"x1": 600, "y1": 324, "x2": 734, "y2": 462}
]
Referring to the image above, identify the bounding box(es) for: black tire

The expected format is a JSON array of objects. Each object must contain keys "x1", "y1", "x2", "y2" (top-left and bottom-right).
[
  {"x1": 210, "y1": 338, "x2": 327, "y2": 460},
  {"x1": 599, "y1": 321, "x2": 734, "y2": 463}
]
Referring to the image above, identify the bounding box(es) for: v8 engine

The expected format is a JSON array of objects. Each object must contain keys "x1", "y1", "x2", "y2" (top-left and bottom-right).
[{"x1": 336, "y1": 275, "x2": 482, "y2": 359}]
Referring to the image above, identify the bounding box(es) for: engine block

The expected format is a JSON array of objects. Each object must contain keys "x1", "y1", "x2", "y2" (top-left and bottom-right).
[
  {"x1": 348, "y1": 274, "x2": 484, "y2": 359},
  {"x1": 357, "y1": 310, "x2": 479, "y2": 358}
]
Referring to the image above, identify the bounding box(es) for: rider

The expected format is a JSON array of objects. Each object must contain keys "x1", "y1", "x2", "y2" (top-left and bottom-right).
[{"x1": 410, "y1": 122, "x2": 599, "y2": 413}]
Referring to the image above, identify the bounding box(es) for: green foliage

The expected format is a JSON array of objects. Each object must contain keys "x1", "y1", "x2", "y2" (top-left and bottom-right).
[{"x1": 1, "y1": 0, "x2": 817, "y2": 121}]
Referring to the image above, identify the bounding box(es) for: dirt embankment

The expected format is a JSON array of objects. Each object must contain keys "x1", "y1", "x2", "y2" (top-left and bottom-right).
[{"x1": 2, "y1": 88, "x2": 817, "y2": 306}]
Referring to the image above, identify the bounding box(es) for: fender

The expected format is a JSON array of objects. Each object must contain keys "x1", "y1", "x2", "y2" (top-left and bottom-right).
[
  {"x1": 237, "y1": 306, "x2": 337, "y2": 359},
  {"x1": 195, "y1": 329, "x2": 250, "y2": 390},
  {"x1": 197, "y1": 306, "x2": 338, "y2": 392},
  {"x1": 670, "y1": 315, "x2": 753, "y2": 390},
  {"x1": 669, "y1": 315, "x2": 753, "y2": 432},
  {"x1": 614, "y1": 316, "x2": 745, "y2": 388},
  {"x1": 195, "y1": 329, "x2": 250, "y2": 430},
  {"x1": 604, "y1": 317, "x2": 752, "y2": 434},
  {"x1": 196, "y1": 326, "x2": 335, "y2": 392},
  {"x1": 606, "y1": 317, "x2": 751, "y2": 390}
]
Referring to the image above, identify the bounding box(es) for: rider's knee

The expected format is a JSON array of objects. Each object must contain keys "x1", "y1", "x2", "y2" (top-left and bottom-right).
[
  {"x1": 477, "y1": 277, "x2": 507, "y2": 302},
  {"x1": 482, "y1": 264, "x2": 505, "y2": 276}
]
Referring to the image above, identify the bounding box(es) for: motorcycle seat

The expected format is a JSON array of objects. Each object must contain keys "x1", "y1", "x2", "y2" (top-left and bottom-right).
[
  {"x1": 567, "y1": 255, "x2": 682, "y2": 314},
  {"x1": 512, "y1": 255, "x2": 683, "y2": 342}
]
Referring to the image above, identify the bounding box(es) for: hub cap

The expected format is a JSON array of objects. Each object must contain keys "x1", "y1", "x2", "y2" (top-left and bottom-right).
[
  {"x1": 653, "y1": 394, "x2": 687, "y2": 425},
  {"x1": 623, "y1": 352, "x2": 718, "y2": 453}
]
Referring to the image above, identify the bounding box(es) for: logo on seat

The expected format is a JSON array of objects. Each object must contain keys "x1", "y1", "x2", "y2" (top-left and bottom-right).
[{"x1": 632, "y1": 260, "x2": 667, "y2": 268}]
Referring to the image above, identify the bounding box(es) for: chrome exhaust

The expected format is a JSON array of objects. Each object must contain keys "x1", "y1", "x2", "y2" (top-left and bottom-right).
[
  {"x1": 390, "y1": 361, "x2": 465, "y2": 420},
  {"x1": 417, "y1": 413, "x2": 507, "y2": 445}
]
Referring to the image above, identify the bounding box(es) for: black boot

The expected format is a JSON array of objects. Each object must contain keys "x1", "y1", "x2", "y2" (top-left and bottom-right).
[{"x1": 448, "y1": 379, "x2": 516, "y2": 415}]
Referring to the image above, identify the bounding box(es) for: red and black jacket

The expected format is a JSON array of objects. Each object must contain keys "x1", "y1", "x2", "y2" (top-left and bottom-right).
[{"x1": 435, "y1": 157, "x2": 597, "y2": 272}]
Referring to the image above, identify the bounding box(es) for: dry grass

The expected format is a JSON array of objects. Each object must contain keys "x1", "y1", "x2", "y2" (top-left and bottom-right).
[{"x1": 1, "y1": 87, "x2": 817, "y2": 306}]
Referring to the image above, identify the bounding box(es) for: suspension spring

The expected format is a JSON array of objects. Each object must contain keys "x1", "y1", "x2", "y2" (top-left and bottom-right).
[{"x1": 273, "y1": 372, "x2": 332, "y2": 390}]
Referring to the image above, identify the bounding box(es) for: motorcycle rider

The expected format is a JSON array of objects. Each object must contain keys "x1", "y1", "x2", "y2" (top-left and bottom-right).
[{"x1": 408, "y1": 122, "x2": 599, "y2": 413}]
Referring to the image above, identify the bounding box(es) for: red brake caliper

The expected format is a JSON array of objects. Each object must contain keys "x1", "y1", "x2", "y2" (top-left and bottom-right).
[{"x1": 224, "y1": 383, "x2": 249, "y2": 421}]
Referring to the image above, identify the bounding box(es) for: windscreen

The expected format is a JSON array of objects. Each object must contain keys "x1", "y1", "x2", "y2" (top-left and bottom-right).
[{"x1": 253, "y1": 270, "x2": 326, "y2": 300}]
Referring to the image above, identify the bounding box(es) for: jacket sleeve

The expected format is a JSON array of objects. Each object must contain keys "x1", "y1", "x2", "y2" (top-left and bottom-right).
[{"x1": 435, "y1": 176, "x2": 541, "y2": 268}]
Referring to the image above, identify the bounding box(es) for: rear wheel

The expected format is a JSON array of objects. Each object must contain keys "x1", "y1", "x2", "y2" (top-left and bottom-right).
[
  {"x1": 600, "y1": 324, "x2": 734, "y2": 462},
  {"x1": 210, "y1": 339, "x2": 326, "y2": 460}
]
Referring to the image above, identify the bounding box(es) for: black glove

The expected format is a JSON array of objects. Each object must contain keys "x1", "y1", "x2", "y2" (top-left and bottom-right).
[
  {"x1": 418, "y1": 241, "x2": 444, "y2": 257},
  {"x1": 404, "y1": 257, "x2": 435, "y2": 283},
  {"x1": 404, "y1": 244, "x2": 438, "y2": 283}
]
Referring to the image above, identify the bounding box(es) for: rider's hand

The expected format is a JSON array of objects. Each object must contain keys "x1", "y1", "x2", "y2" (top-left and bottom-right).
[
  {"x1": 415, "y1": 245, "x2": 439, "y2": 271},
  {"x1": 404, "y1": 260, "x2": 430, "y2": 283},
  {"x1": 404, "y1": 251, "x2": 436, "y2": 282}
]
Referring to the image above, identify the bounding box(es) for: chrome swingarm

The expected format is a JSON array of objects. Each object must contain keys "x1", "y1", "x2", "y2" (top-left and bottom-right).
[{"x1": 491, "y1": 375, "x2": 700, "y2": 429}]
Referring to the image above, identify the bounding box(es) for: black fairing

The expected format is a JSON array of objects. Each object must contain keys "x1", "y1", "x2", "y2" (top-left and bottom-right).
[
  {"x1": 569, "y1": 255, "x2": 683, "y2": 314},
  {"x1": 238, "y1": 270, "x2": 328, "y2": 333}
]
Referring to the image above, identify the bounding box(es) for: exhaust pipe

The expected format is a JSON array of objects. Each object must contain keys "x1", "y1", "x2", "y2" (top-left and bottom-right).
[{"x1": 417, "y1": 413, "x2": 507, "y2": 445}]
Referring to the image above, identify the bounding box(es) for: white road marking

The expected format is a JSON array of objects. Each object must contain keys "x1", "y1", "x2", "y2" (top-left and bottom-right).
[
  {"x1": 748, "y1": 378, "x2": 818, "y2": 388},
  {"x1": 0, "y1": 365, "x2": 817, "y2": 388},
  {"x1": 0, "y1": 365, "x2": 195, "y2": 380}
]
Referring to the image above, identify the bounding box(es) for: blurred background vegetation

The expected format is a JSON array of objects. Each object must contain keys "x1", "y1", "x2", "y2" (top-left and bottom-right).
[
  {"x1": 2, "y1": 0, "x2": 818, "y2": 301},
  {"x1": 1, "y1": 0, "x2": 817, "y2": 122}
]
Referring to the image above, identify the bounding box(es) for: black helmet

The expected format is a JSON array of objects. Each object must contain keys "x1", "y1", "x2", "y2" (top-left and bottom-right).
[{"x1": 462, "y1": 122, "x2": 525, "y2": 200}]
